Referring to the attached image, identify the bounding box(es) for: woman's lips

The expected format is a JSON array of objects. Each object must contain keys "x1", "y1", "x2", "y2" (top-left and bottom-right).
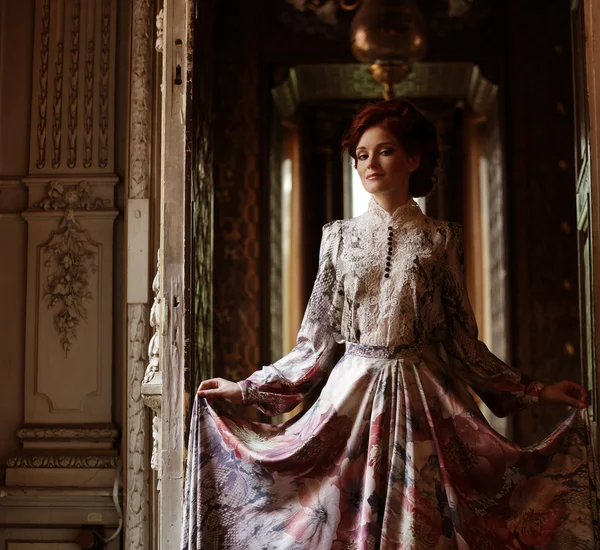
[{"x1": 366, "y1": 174, "x2": 384, "y2": 180}]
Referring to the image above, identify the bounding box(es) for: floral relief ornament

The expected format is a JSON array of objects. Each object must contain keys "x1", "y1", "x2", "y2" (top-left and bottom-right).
[{"x1": 35, "y1": 181, "x2": 110, "y2": 356}]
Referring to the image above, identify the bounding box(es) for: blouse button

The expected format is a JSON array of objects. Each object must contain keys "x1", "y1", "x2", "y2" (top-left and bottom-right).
[
  {"x1": 386, "y1": 256, "x2": 391, "y2": 261},
  {"x1": 386, "y1": 261, "x2": 391, "y2": 267},
  {"x1": 388, "y1": 232, "x2": 393, "y2": 237},
  {"x1": 385, "y1": 267, "x2": 390, "y2": 272},
  {"x1": 384, "y1": 273, "x2": 390, "y2": 278},
  {"x1": 388, "y1": 226, "x2": 393, "y2": 230}
]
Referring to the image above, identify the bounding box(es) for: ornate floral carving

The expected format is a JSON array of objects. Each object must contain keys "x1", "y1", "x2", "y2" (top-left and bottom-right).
[
  {"x1": 141, "y1": 255, "x2": 162, "y2": 492},
  {"x1": 7, "y1": 455, "x2": 118, "y2": 468},
  {"x1": 150, "y1": 414, "x2": 161, "y2": 472},
  {"x1": 16, "y1": 427, "x2": 118, "y2": 440},
  {"x1": 143, "y1": 251, "x2": 161, "y2": 384},
  {"x1": 35, "y1": 181, "x2": 109, "y2": 355},
  {"x1": 68, "y1": 0, "x2": 81, "y2": 169},
  {"x1": 127, "y1": 3, "x2": 155, "y2": 547},
  {"x1": 98, "y1": 0, "x2": 111, "y2": 168},
  {"x1": 141, "y1": 393, "x2": 161, "y2": 411},
  {"x1": 127, "y1": 302, "x2": 150, "y2": 549},
  {"x1": 36, "y1": 0, "x2": 50, "y2": 169},
  {"x1": 129, "y1": 0, "x2": 154, "y2": 199},
  {"x1": 155, "y1": 9, "x2": 164, "y2": 53}
]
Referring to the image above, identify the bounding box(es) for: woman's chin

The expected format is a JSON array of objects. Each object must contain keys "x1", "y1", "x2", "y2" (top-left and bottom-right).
[{"x1": 362, "y1": 181, "x2": 394, "y2": 194}]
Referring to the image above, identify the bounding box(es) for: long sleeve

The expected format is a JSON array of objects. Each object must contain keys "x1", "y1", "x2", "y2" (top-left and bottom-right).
[
  {"x1": 441, "y1": 223, "x2": 545, "y2": 417},
  {"x1": 237, "y1": 221, "x2": 343, "y2": 415}
]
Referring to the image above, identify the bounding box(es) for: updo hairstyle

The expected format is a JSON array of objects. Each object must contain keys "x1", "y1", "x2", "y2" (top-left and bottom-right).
[{"x1": 342, "y1": 99, "x2": 439, "y2": 198}]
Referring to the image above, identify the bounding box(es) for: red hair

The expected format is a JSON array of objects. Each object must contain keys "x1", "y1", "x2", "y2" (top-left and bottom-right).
[{"x1": 342, "y1": 99, "x2": 439, "y2": 197}]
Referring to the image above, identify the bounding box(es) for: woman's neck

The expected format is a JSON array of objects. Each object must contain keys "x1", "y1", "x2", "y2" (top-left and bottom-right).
[{"x1": 371, "y1": 189, "x2": 410, "y2": 215}]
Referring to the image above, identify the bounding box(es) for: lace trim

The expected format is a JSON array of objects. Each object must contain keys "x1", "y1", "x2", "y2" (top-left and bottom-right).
[{"x1": 367, "y1": 196, "x2": 423, "y2": 226}]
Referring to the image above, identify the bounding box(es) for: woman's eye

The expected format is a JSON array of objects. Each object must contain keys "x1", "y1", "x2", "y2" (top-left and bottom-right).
[
  {"x1": 380, "y1": 149, "x2": 392, "y2": 156},
  {"x1": 357, "y1": 154, "x2": 368, "y2": 161}
]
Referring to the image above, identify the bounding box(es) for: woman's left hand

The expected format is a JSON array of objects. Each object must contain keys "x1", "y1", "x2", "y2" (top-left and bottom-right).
[{"x1": 539, "y1": 380, "x2": 587, "y2": 409}]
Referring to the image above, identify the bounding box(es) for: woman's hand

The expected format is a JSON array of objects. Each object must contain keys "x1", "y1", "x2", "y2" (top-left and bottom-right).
[
  {"x1": 197, "y1": 377, "x2": 243, "y2": 405},
  {"x1": 539, "y1": 380, "x2": 587, "y2": 409}
]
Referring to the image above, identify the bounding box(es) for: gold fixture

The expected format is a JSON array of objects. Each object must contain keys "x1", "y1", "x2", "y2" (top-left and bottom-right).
[{"x1": 350, "y1": 0, "x2": 428, "y2": 99}]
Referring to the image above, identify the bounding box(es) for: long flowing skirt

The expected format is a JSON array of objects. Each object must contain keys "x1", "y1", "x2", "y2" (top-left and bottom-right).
[{"x1": 182, "y1": 346, "x2": 600, "y2": 549}]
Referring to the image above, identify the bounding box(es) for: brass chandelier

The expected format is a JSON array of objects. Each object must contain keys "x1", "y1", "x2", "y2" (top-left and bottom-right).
[{"x1": 287, "y1": 0, "x2": 476, "y2": 99}]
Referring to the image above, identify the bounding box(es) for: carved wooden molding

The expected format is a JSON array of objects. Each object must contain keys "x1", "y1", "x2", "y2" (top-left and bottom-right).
[
  {"x1": 141, "y1": 251, "x2": 162, "y2": 490},
  {"x1": 7, "y1": 455, "x2": 118, "y2": 469},
  {"x1": 30, "y1": 0, "x2": 116, "y2": 174},
  {"x1": 127, "y1": 303, "x2": 150, "y2": 550},
  {"x1": 68, "y1": 0, "x2": 81, "y2": 168},
  {"x1": 51, "y1": 7, "x2": 65, "y2": 169},
  {"x1": 156, "y1": 9, "x2": 164, "y2": 53},
  {"x1": 98, "y1": 0, "x2": 111, "y2": 168},
  {"x1": 17, "y1": 428, "x2": 118, "y2": 440},
  {"x1": 83, "y1": 28, "x2": 95, "y2": 168},
  {"x1": 129, "y1": 0, "x2": 154, "y2": 199},
  {"x1": 125, "y1": 1, "x2": 156, "y2": 548},
  {"x1": 36, "y1": 0, "x2": 50, "y2": 169},
  {"x1": 144, "y1": 251, "x2": 161, "y2": 384}
]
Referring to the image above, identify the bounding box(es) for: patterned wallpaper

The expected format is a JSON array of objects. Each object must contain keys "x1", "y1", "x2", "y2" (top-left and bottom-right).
[
  {"x1": 212, "y1": 1, "x2": 262, "y2": 382},
  {"x1": 506, "y1": 0, "x2": 581, "y2": 446}
]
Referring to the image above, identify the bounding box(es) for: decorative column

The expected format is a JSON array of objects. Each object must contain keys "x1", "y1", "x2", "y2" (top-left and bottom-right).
[
  {"x1": 5, "y1": 0, "x2": 119, "y2": 493},
  {"x1": 125, "y1": 0, "x2": 157, "y2": 548}
]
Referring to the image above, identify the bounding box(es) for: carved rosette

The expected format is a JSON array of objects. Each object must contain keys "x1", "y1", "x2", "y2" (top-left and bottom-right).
[{"x1": 35, "y1": 181, "x2": 110, "y2": 355}]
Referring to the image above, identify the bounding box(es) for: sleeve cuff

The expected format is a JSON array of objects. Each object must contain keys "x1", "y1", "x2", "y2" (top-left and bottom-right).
[
  {"x1": 237, "y1": 380, "x2": 260, "y2": 406},
  {"x1": 524, "y1": 380, "x2": 546, "y2": 406}
]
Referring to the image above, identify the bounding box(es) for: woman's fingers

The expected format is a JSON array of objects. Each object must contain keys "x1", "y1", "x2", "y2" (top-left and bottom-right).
[
  {"x1": 559, "y1": 381, "x2": 587, "y2": 408},
  {"x1": 564, "y1": 381, "x2": 587, "y2": 407},
  {"x1": 197, "y1": 379, "x2": 222, "y2": 396},
  {"x1": 198, "y1": 388, "x2": 222, "y2": 398},
  {"x1": 540, "y1": 381, "x2": 587, "y2": 408},
  {"x1": 563, "y1": 394, "x2": 586, "y2": 408},
  {"x1": 198, "y1": 379, "x2": 218, "y2": 391}
]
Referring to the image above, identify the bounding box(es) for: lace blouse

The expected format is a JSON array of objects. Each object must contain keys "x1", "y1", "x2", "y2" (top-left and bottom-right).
[{"x1": 238, "y1": 197, "x2": 544, "y2": 416}]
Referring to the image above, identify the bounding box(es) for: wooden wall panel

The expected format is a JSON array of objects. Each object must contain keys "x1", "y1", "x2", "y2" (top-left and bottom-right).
[{"x1": 506, "y1": 0, "x2": 581, "y2": 445}]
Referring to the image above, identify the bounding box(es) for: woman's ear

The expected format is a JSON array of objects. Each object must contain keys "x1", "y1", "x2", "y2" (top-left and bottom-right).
[{"x1": 408, "y1": 154, "x2": 421, "y2": 173}]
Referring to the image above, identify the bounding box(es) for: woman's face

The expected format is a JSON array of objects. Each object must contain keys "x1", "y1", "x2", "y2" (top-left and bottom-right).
[{"x1": 355, "y1": 126, "x2": 420, "y2": 197}]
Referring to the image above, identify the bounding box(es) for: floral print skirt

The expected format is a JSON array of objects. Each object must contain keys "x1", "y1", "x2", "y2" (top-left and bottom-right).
[{"x1": 182, "y1": 346, "x2": 600, "y2": 549}]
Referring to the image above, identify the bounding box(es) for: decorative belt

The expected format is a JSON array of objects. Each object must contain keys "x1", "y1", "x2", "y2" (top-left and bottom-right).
[{"x1": 345, "y1": 341, "x2": 437, "y2": 360}]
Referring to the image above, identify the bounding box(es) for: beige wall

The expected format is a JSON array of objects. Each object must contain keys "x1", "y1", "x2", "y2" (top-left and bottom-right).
[{"x1": 0, "y1": 0, "x2": 129, "y2": 483}]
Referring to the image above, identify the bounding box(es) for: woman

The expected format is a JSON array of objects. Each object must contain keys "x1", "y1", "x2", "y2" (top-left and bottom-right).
[{"x1": 183, "y1": 99, "x2": 599, "y2": 549}]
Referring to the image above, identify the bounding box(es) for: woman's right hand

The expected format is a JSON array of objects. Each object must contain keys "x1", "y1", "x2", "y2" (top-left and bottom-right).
[{"x1": 197, "y1": 378, "x2": 243, "y2": 405}]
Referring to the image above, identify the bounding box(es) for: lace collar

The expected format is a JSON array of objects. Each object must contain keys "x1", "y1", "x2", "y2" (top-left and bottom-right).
[{"x1": 366, "y1": 196, "x2": 423, "y2": 226}]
